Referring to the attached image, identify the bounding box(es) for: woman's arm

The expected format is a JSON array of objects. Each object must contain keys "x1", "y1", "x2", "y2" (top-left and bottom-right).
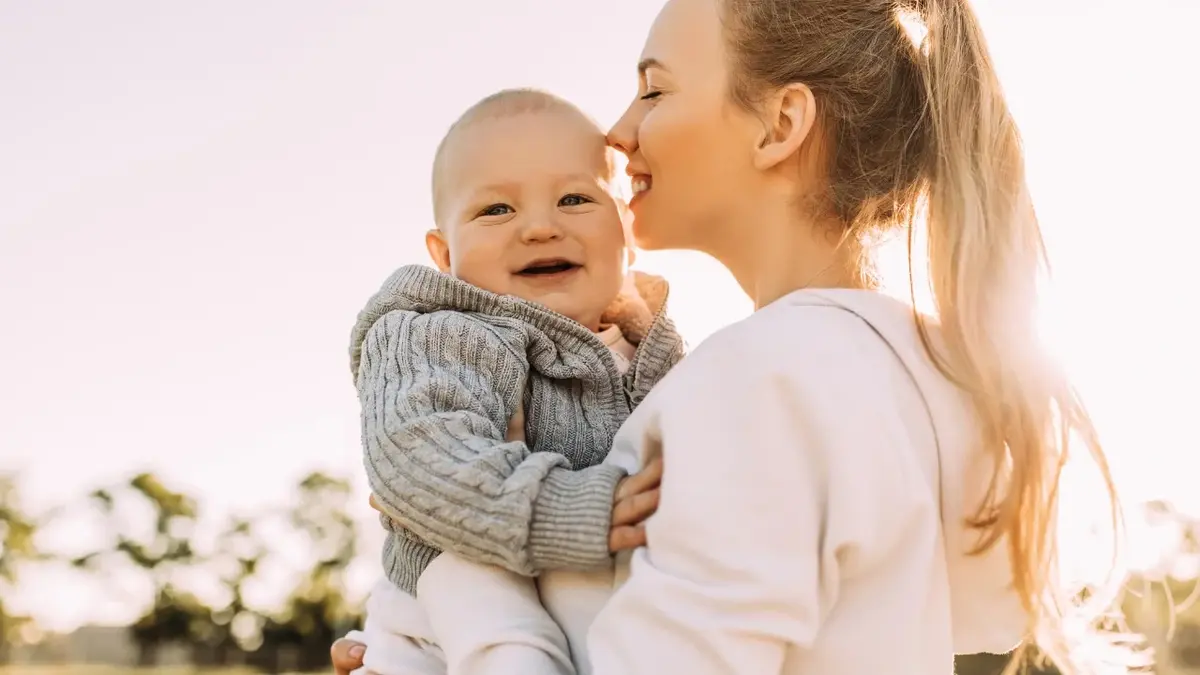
[{"x1": 587, "y1": 307, "x2": 923, "y2": 674}]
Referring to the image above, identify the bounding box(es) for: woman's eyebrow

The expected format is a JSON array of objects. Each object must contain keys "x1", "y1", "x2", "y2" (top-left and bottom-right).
[{"x1": 637, "y1": 58, "x2": 667, "y2": 76}]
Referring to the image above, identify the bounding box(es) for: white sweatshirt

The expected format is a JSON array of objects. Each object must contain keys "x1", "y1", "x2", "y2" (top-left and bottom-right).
[{"x1": 540, "y1": 288, "x2": 1027, "y2": 675}]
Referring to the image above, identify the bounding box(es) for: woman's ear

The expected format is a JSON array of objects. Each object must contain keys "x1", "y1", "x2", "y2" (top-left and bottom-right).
[
  {"x1": 425, "y1": 229, "x2": 452, "y2": 273},
  {"x1": 752, "y1": 83, "x2": 817, "y2": 171}
]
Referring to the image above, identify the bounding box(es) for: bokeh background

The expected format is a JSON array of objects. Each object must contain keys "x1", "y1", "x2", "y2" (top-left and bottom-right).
[{"x1": 2, "y1": 0, "x2": 1197, "y2": 673}]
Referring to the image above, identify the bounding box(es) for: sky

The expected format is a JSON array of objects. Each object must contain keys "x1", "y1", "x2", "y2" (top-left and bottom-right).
[{"x1": 2, "y1": 0, "x2": 1198, "y2": 630}]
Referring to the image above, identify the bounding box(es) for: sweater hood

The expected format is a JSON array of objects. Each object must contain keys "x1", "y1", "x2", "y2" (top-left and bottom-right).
[
  {"x1": 795, "y1": 289, "x2": 1027, "y2": 655},
  {"x1": 350, "y1": 264, "x2": 675, "y2": 382}
]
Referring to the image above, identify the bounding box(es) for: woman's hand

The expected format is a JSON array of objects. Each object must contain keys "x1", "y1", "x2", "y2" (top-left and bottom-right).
[
  {"x1": 331, "y1": 637, "x2": 365, "y2": 675},
  {"x1": 609, "y1": 457, "x2": 662, "y2": 552}
]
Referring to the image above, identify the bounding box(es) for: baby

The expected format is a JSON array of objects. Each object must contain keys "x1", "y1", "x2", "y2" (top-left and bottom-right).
[{"x1": 347, "y1": 89, "x2": 685, "y2": 675}]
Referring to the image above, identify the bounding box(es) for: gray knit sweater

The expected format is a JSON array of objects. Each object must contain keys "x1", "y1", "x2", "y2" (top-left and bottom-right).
[{"x1": 349, "y1": 265, "x2": 684, "y2": 594}]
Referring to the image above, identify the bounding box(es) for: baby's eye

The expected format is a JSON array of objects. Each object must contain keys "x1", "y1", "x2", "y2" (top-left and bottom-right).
[
  {"x1": 478, "y1": 204, "x2": 514, "y2": 217},
  {"x1": 559, "y1": 194, "x2": 594, "y2": 207}
]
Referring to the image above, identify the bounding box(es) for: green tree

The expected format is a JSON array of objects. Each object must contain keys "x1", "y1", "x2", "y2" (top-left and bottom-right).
[
  {"x1": 74, "y1": 472, "x2": 206, "y2": 666},
  {"x1": 0, "y1": 473, "x2": 44, "y2": 664},
  {"x1": 199, "y1": 513, "x2": 269, "y2": 667},
  {"x1": 252, "y1": 471, "x2": 361, "y2": 673}
]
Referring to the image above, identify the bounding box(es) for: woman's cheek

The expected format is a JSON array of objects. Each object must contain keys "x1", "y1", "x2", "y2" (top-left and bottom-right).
[
  {"x1": 639, "y1": 108, "x2": 674, "y2": 173},
  {"x1": 629, "y1": 119, "x2": 673, "y2": 248},
  {"x1": 648, "y1": 102, "x2": 713, "y2": 189},
  {"x1": 646, "y1": 105, "x2": 710, "y2": 230}
]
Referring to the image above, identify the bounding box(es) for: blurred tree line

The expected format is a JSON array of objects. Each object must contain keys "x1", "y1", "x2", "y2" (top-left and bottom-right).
[
  {"x1": 0, "y1": 470, "x2": 360, "y2": 672},
  {"x1": 1, "y1": 471, "x2": 1194, "y2": 673}
]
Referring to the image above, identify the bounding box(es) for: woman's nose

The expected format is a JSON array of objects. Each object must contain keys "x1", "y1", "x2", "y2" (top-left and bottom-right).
[{"x1": 607, "y1": 100, "x2": 641, "y2": 157}]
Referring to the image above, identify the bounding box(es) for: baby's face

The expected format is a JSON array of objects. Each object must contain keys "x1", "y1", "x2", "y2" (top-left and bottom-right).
[{"x1": 429, "y1": 110, "x2": 628, "y2": 331}]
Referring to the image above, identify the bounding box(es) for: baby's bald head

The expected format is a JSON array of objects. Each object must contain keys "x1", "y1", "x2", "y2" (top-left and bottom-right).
[
  {"x1": 422, "y1": 89, "x2": 629, "y2": 331},
  {"x1": 431, "y1": 88, "x2": 617, "y2": 228}
]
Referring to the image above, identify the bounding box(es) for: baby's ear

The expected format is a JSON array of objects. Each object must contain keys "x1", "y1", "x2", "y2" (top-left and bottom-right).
[{"x1": 425, "y1": 229, "x2": 452, "y2": 273}]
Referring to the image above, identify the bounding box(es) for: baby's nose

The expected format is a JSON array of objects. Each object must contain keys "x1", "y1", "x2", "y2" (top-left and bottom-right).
[{"x1": 520, "y1": 217, "x2": 564, "y2": 242}]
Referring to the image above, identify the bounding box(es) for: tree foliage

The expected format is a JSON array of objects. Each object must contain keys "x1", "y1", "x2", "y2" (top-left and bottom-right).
[
  {"x1": 23, "y1": 468, "x2": 1200, "y2": 672},
  {"x1": 0, "y1": 473, "x2": 45, "y2": 664},
  {"x1": 62, "y1": 470, "x2": 361, "y2": 671}
]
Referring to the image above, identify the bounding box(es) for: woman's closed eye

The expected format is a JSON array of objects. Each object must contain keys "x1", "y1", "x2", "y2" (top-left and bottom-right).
[
  {"x1": 559, "y1": 193, "x2": 595, "y2": 207},
  {"x1": 478, "y1": 203, "x2": 514, "y2": 218},
  {"x1": 640, "y1": 90, "x2": 662, "y2": 101}
]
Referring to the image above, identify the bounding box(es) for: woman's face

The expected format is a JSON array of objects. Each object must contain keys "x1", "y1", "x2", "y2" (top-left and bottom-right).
[{"x1": 607, "y1": 0, "x2": 762, "y2": 253}]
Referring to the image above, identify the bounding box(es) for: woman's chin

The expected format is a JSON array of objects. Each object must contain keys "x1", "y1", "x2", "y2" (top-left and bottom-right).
[
  {"x1": 631, "y1": 228, "x2": 663, "y2": 252},
  {"x1": 629, "y1": 210, "x2": 669, "y2": 251}
]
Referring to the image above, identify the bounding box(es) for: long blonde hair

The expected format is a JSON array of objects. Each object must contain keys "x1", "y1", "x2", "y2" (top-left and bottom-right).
[{"x1": 724, "y1": 0, "x2": 1122, "y2": 670}]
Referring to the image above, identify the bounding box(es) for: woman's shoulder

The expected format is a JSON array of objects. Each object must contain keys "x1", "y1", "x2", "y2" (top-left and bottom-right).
[{"x1": 680, "y1": 289, "x2": 911, "y2": 380}]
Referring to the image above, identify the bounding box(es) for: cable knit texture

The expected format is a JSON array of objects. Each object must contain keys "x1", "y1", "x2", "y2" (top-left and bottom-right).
[{"x1": 350, "y1": 264, "x2": 684, "y2": 594}]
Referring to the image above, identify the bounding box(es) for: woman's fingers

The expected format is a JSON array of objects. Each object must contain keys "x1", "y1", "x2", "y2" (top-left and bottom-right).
[
  {"x1": 609, "y1": 524, "x2": 647, "y2": 552},
  {"x1": 615, "y1": 457, "x2": 663, "y2": 501},
  {"x1": 609, "y1": 459, "x2": 663, "y2": 554},
  {"x1": 331, "y1": 639, "x2": 365, "y2": 675},
  {"x1": 612, "y1": 487, "x2": 660, "y2": 527}
]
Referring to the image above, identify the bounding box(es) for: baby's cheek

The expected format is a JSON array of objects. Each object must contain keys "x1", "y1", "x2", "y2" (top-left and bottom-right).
[
  {"x1": 594, "y1": 245, "x2": 629, "y2": 300},
  {"x1": 452, "y1": 248, "x2": 509, "y2": 295},
  {"x1": 600, "y1": 211, "x2": 632, "y2": 262}
]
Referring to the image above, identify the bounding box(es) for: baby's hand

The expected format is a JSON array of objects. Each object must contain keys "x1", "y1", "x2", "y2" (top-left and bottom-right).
[
  {"x1": 609, "y1": 457, "x2": 662, "y2": 552},
  {"x1": 506, "y1": 402, "x2": 526, "y2": 443}
]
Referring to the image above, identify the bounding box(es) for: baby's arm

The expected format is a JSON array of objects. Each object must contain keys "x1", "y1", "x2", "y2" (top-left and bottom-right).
[{"x1": 357, "y1": 309, "x2": 625, "y2": 576}]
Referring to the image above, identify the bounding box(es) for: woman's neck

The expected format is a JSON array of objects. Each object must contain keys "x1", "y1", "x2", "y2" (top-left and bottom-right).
[{"x1": 715, "y1": 202, "x2": 866, "y2": 310}]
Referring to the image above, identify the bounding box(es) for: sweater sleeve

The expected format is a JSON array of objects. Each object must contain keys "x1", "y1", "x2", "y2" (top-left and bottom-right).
[
  {"x1": 358, "y1": 309, "x2": 626, "y2": 576},
  {"x1": 587, "y1": 308, "x2": 930, "y2": 674}
]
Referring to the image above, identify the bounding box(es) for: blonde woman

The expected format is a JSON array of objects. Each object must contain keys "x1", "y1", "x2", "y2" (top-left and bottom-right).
[{"x1": 335, "y1": 0, "x2": 1121, "y2": 672}]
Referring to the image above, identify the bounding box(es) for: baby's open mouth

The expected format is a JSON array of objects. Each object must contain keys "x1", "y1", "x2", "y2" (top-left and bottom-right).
[{"x1": 517, "y1": 259, "x2": 581, "y2": 276}]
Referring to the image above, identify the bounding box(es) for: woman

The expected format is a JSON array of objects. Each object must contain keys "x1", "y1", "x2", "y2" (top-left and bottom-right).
[{"x1": 337, "y1": 0, "x2": 1121, "y2": 672}]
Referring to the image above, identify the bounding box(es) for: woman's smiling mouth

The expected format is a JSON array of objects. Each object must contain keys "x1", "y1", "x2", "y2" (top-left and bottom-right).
[{"x1": 630, "y1": 174, "x2": 653, "y2": 206}]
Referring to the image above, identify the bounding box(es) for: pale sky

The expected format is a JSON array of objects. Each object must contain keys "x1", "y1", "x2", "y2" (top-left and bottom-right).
[{"x1": 2, "y1": 0, "x2": 1197, "y2": 630}]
